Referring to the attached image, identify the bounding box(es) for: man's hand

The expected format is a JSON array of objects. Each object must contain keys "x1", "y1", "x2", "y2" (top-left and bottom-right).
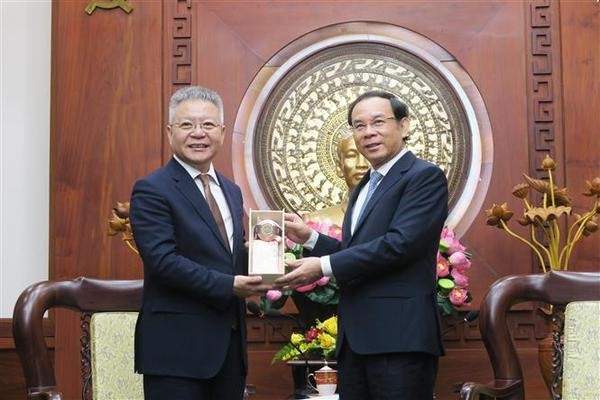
[
  {"x1": 284, "y1": 213, "x2": 312, "y2": 244},
  {"x1": 274, "y1": 257, "x2": 323, "y2": 291},
  {"x1": 233, "y1": 275, "x2": 272, "y2": 298}
]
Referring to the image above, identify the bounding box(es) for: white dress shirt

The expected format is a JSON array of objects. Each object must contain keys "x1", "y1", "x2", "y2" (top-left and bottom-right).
[{"x1": 173, "y1": 155, "x2": 234, "y2": 251}]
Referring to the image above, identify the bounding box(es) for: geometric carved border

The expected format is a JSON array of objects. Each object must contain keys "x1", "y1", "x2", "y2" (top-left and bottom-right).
[
  {"x1": 163, "y1": 0, "x2": 194, "y2": 161},
  {"x1": 247, "y1": 316, "x2": 298, "y2": 344},
  {"x1": 249, "y1": 310, "x2": 549, "y2": 349},
  {"x1": 171, "y1": 0, "x2": 193, "y2": 88},
  {"x1": 528, "y1": 0, "x2": 555, "y2": 179},
  {"x1": 441, "y1": 310, "x2": 548, "y2": 349}
]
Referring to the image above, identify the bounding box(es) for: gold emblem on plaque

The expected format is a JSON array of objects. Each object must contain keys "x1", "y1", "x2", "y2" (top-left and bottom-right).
[{"x1": 253, "y1": 43, "x2": 470, "y2": 216}]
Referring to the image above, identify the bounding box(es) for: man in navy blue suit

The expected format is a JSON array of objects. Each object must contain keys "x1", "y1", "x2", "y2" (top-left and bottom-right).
[
  {"x1": 277, "y1": 90, "x2": 448, "y2": 400},
  {"x1": 130, "y1": 86, "x2": 271, "y2": 400}
]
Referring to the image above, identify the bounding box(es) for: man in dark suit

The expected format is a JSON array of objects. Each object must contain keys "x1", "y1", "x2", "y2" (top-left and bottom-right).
[
  {"x1": 277, "y1": 90, "x2": 448, "y2": 400},
  {"x1": 130, "y1": 86, "x2": 271, "y2": 400}
]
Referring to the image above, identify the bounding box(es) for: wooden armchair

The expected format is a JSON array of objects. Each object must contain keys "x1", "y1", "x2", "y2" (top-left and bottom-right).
[
  {"x1": 13, "y1": 277, "x2": 143, "y2": 400},
  {"x1": 460, "y1": 271, "x2": 600, "y2": 400}
]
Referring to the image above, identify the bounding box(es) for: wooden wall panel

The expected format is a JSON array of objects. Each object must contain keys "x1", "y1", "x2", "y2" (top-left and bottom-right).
[
  {"x1": 8, "y1": 1, "x2": 590, "y2": 400},
  {"x1": 50, "y1": 1, "x2": 163, "y2": 398},
  {"x1": 559, "y1": 0, "x2": 600, "y2": 272},
  {"x1": 188, "y1": 0, "x2": 532, "y2": 315}
]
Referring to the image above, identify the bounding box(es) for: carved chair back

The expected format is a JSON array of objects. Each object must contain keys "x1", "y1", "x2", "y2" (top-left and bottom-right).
[
  {"x1": 13, "y1": 278, "x2": 142, "y2": 400},
  {"x1": 459, "y1": 271, "x2": 600, "y2": 400}
]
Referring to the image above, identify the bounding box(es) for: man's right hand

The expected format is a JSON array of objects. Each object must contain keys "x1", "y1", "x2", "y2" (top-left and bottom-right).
[
  {"x1": 284, "y1": 213, "x2": 312, "y2": 244},
  {"x1": 233, "y1": 275, "x2": 272, "y2": 298}
]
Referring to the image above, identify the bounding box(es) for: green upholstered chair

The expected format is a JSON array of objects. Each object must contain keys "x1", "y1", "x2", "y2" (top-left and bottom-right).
[
  {"x1": 562, "y1": 301, "x2": 600, "y2": 400},
  {"x1": 13, "y1": 278, "x2": 143, "y2": 400},
  {"x1": 88, "y1": 312, "x2": 143, "y2": 400},
  {"x1": 459, "y1": 271, "x2": 600, "y2": 400}
]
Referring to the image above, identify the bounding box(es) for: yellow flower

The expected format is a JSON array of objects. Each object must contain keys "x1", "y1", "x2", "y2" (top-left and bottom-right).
[
  {"x1": 290, "y1": 333, "x2": 304, "y2": 346},
  {"x1": 317, "y1": 332, "x2": 336, "y2": 349},
  {"x1": 321, "y1": 315, "x2": 338, "y2": 336}
]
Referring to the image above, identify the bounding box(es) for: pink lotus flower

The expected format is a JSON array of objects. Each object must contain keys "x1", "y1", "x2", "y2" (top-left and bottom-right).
[
  {"x1": 266, "y1": 290, "x2": 283, "y2": 301},
  {"x1": 441, "y1": 227, "x2": 466, "y2": 254},
  {"x1": 436, "y1": 227, "x2": 474, "y2": 314},
  {"x1": 449, "y1": 287, "x2": 468, "y2": 306},
  {"x1": 295, "y1": 276, "x2": 330, "y2": 293},
  {"x1": 327, "y1": 225, "x2": 342, "y2": 241},
  {"x1": 436, "y1": 255, "x2": 450, "y2": 277},
  {"x1": 451, "y1": 269, "x2": 469, "y2": 288},
  {"x1": 306, "y1": 221, "x2": 343, "y2": 241},
  {"x1": 285, "y1": 238, "x2": 297, "y2": 250},
  {"x1": 448, "y1": 252, "x2": 471, "y2": 272},
  {"x1": 315, "y1": 276, "x2": 330, "y2": 286},
  {"x1": 306, "y1": 221, "x2": 327, "y2": 233},
  {"x1": 295, "y1": 282, "x2": 317, "y2": 292}
]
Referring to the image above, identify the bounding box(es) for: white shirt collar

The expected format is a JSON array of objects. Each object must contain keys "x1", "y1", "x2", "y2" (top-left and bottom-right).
[
  {"x1": 373, "y1": 148, "x2": 409, "y2": 177},
  {"x1": 173, "y1": 155, "x2": 220, "y2": 185}
]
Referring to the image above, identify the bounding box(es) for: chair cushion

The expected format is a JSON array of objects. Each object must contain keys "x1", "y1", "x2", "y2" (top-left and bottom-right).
[
  {"x1": 562, "y1": 301, "x2": 600, "y2": 400},
  {"x1": 90, "y1": 312, "x2": 143, "y2": 400}
]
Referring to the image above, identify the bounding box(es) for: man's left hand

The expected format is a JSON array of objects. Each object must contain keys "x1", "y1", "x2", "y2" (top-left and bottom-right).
[{"x1": 275, "y1": 257, "x2": 323, "y2": 291}]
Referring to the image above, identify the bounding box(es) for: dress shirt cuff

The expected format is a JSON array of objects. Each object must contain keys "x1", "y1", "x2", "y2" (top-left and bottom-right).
[
  {"x1": 303, "y1": 229, "x2": 319, "y2": 250},
  {"x1": 320, "y1": 256, "x2": 334, "y2": 278}
]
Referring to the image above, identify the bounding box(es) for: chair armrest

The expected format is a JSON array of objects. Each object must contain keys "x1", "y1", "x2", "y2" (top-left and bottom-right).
[
  {"x1": 26, "y1": 387, "x2": 63, "y2": 400},
  {"x1": 460, "y1": 379, "x2": 523, "y2": 400}
]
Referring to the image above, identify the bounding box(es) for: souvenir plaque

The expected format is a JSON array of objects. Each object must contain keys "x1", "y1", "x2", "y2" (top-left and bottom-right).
[{"x1": 249, "y1": 210, "x2": 285, "y2": 283}]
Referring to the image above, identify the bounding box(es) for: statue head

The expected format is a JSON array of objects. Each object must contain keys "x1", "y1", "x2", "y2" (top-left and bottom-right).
[{"x1": 336, "y1": 135, "x2": 369, "y2": 191}]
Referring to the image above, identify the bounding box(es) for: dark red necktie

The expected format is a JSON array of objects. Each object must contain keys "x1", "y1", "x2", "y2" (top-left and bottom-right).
[{"x1": 199, "y1": 174, "x2": 230, "y2": 249}]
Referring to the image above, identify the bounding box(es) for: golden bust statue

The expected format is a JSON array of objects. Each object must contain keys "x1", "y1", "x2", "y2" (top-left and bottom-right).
[{"x1": 302, "y1": 136, "x2": 370, "y2": 226}]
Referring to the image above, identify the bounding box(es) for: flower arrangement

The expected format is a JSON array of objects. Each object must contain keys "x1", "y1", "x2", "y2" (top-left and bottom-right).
[
  {"x1": 272, "y1": 315, "x2": 338, "y2": 364},
  {"x1": 436, "y1": 227, "x2": 473, "y2": 316},
  {"x1": 485, "y1": 155, "x2": 599, "y2": 272},
  {"x1": 107, "y1": 201, "x2": 138, "y2": 255},
  {"x1": 262, "y1": 221, "x2": 342, "y2": 313}
]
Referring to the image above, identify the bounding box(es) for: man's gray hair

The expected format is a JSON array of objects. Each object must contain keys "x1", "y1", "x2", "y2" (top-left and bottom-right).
[{"x1": 168, "y1": 86, "x2": 224, "y2": 124}]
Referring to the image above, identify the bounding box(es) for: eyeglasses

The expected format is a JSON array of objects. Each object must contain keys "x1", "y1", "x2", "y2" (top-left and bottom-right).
[
  {"x1": 171, "y1": 120, "x2": 222, "y2": 133},
  {"x1": 351, "y1": 116, "x2": 396, "y2": 134}
]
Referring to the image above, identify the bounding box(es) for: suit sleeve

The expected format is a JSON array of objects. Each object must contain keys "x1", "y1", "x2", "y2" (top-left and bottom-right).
[
  {"x1": 130, "y1": 178, "x2": 234, "y2": 311},
  {"x1": 305, "y1": 232, "x2": 342, "y2": 257},
  {"x1": 330, "y1": 165, "x2": 448, "y2": 285}
]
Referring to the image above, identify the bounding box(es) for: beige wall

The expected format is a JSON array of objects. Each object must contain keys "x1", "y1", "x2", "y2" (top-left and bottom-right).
[{"x1": 0, "y1": 0, "x2": 51, "y2": 317}]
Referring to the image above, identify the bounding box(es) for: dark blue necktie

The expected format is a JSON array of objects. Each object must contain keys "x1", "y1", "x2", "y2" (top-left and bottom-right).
[{"x1": 358, "y1": 170, "x2": 383, "y2": 220}]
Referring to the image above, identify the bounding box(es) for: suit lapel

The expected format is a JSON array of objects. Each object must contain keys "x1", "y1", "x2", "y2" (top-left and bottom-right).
[
  {"x1": 351, "y1": 151, "x2": 417, "y2": 239},
  {"x1": 167, "y1": 159, "x2": 231, "y2": 254},
  {"x1": 342, "y1": 173, "x2": 369, "y2": 242}
]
